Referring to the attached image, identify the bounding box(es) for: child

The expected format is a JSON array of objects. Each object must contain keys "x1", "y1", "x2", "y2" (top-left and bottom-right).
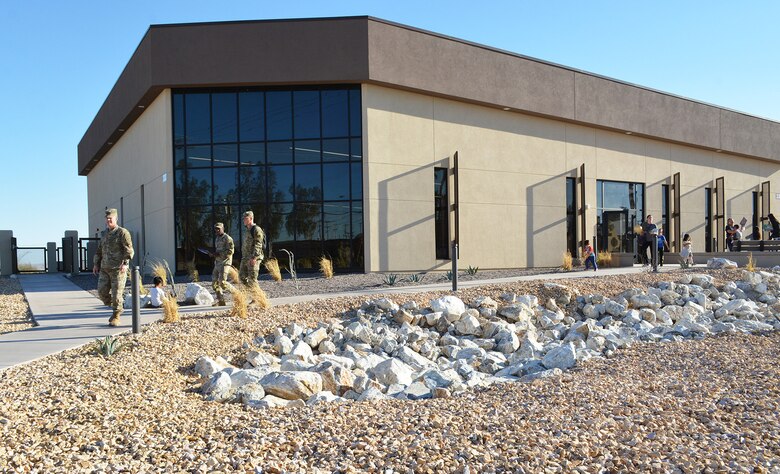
[
  {"x1": 657, "y1": 229, "x2": 669, "y2": 266},
  {"x1": 148, "y1": 276, "x2": 167, "y2": 308},
  {"x1": 582, "y1": 239, "x2": 597, "y2": 271},
  {"x1": 680, "y1": 233, "x2": 694, "y2": 266}
]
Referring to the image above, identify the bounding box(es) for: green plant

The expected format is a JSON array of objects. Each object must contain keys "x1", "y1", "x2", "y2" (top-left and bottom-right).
[
  {"x1": 562, "y1": 251, "x2": 573, "y2": 271},
  {"x1": 406, "y1": 273, "x2": 425, "y2": 283},
  {"x1": 383, "y1": 274, "x2": 399, "y2": 286},
  {"x1": 443, "y1": 270, "x2": 454, "y2": 281},
  {"x1": 95, "y1": 335, "x2": 121, "y2": 358},
  {"x1": 466, "y1": 265, "x2": 479, "y2": 276}
]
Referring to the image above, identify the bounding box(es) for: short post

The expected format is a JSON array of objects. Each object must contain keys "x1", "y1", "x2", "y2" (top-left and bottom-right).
[
  {"x1": 132, "y1": 266, "x2": 141, "y2": 334},
  {"x1": 651, "y1": 235, "x2": 659, "y2": 273},
  {"x1": 451, "y1": 242, "x2": 458, "y2": 292}
]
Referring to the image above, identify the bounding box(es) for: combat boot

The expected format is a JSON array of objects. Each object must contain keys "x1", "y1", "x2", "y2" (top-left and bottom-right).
[
  {"x1": 212, "y1": 295, "x2": 226, "y2": 307},
  {"x1": 108, "y1": 311, "x2": 121, "y2": 327}
]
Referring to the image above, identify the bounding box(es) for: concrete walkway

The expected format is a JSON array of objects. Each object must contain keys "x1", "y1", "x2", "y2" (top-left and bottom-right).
[{"x1": 0, "y1": 265, "x2": 681, "y2": 371}]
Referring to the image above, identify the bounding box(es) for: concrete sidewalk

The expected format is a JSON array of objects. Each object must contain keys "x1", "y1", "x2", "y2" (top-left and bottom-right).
[{"x1": 0, "y1": 265, "x2": 680, "y2": 371}]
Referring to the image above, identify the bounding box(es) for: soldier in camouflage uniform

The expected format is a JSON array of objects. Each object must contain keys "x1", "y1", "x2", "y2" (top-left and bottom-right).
[
  {"x1": 92, "y1": 208, "x2": 134, "y2": 326},
  {"x1": 239, "y1": 210, "x2": 265, "y2": 286},
  {"x1": 211, "y1": 222, "x2": 234, "y2": 306}
]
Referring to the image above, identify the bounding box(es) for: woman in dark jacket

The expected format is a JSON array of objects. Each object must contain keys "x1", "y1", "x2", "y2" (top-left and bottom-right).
[{"x1": 769, "y1": 213, "x2": 780, "y2": 240}]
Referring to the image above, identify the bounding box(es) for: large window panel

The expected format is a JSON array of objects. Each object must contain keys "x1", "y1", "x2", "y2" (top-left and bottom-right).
[
  {"x1": 239, "y1": 92, "x2": 264, "y2": 142},
  {"x1": 323, "y1": 139, "x2": 350, "y2": 162},
  {"x1": 295, "y1": 139, "x2": 321, "y2": 163},
  {"x1": 213, "y1": 167, "x2": 238, "y2": 204},
  {"x1": 186, "y1": 145, "x2": 212, "y2": 168},
  {"x1": 350, "y1": 138, "x2": 362, "y2": 161},
  {"x1": 349, "y1": 89, "x2": 361, "y2": 137},
  {"x1": 173, "y1": 94, "x2": 185, "y2": 146},
  {"x1": 294, "y1": 90, "x2": 320, "y2": 139},
  {"x1": 239, "y1": 166, "x2": 266, "y2": 203},
  {"x1": 268, "y1": 203, "x2": 294, "y2": 244},
  {"x1": 323, "y1": 201, "x2": 350, "y2": 240},
  {"x1": 213, "y1": 143, "x2": 238, "y2": 166},
  {"x1": 213, "y1": 205, "x2": 240, "y2": 244},
  {"x1": 211, "y1": 93, "x2": 237, "y2": 143},
  {"x1": 322, "y1": 90, "x2": 349, "y2": 138},
  {"x1": 185, "y1": 93, "x2": 211, "y2": 144},
  {"x1": 295, "y1": 164, "x2": 322, "y2": 201},
  {"x1": 240, "y1": 142, "x2": 265, "y2": 165},
  {"x1": 291, "y1": 202, "x2": 322, "y2": 241},
  {"x1": 187, "y1": 169, "x2": 212, "y2": 205},
  {"x1": 323, "y1": 163, "x2": 350, "y2": 201},
  {"x1": 266, "y1": 91, "x2": 292, "y2": 140},
  {"x1": 175, "y1": 145, "x2": 186, "y2": 169},
  {"x1": 174, "y1": 169, "x2": 187, "y2": 208},
  {"x1": 268, "y1": 165, "x2": 293, "y2": 202},
  {"x1": 267, "y1": 141, "x2": 293, "y2": 164},
  {"x1": 351, "y1": 163, "x2": 363, "y2": 200}
]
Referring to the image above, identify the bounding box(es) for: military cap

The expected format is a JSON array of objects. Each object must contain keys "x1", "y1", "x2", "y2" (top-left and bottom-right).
[
  {"x1": 214, "y1": 222, "x2": 224, "y2": 230},
  {"x1": 242, "y1": 210, "x2": 254, "y2": 219},
  {"x1": 105, "y1": 208, "x2": 118, "y2": 217}
]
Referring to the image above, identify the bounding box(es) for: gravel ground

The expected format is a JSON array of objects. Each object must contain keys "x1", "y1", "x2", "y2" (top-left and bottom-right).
[
  {"x1": 0, "y1": 277, "x2": 34, "y2": 335},
  {"x1": 2, "y1": 268, "x2": 779, "y2": 472}
]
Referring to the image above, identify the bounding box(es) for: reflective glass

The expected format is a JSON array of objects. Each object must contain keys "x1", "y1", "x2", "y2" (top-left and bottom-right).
[
  {"x1": 350, "y1": 138, "x2": 362, "y2": 161},
  {"x1": 294, "y1": 90, "x2": 320, "y2": 139},
  {"x1": 266, "y1": 91, "x2": 292, "y2": 140},
  {"x1": 213, "y1": 143, "x2": 238, "y2": 166},
  {"x1": 239, "y1": 92, "x2": 264, "y2": 141},
  {"x1": 322, "y1": 139, "x2": 350, "y2": 162},
  {"x1": 239, "y1": 166, "x2": 266, "y2": 203},
  {"x1": 185, "y1": 206, "x2": 213, "y2": 270},
  {"x1": 211, "y1": 93, "x2": 237, "y2": 143},
  {"x1": 351, "y1": 163, "x2": 363, "y2": 200},
  {"x1": 186, "y1": 145, "x2": 211, "y2": 168},
  {"x1": 295, "y1": 164, "x2": 322, "y2": 201},
  {"x1": 351, "y1": 201, "x2": 364, "y2": 268},
  {"x1": 175, "y1": 145, "x2": 186, "y2": 169},
  {"x1": 349, "y1": 89, "x2": 361, "y2": 136},
  {"x1": 267, "y1": 141, "x2": 293, "y2": 164},
  {"x1": 292, "y1": 202, "x2": 321, "y2": 241},
  {"x1": 268, "y1": 165, "x2": 293, "y2": 202},
  {"x1": 213, "y1": 205, "x2": 240, "y2": 244},
  {"x1": 322, "y1": 90, "x2": 349, "y2": 138},
  {"x1": 185, "y1": 93, "x2": 211, "y2": 144},
  {"x1": 174, "y1": 169, "x2": 187, "y2": 207},
  {"x1": 173, "y1": 94, "x2": 185, "y2": 146},
  {"x1": 268, "y1": 203, "x2": 294, "y2": 244},
  {"x1": 294, "y1": 139, "x2": 320, "y2": 163},
  {"x1": 240, "y1": 142, "x2": 265, "y2": 165},
  {"x1": 323, "y1": 201, "x2": 350, "y2": 240},
  {"x1": 213, "y1": 167, "x2": 237, "y2": 204},
  {"x1": 187, "y1": 169, "x2": 212, "y2": 205},
  {"x1": 323, "y1": 163, "x2": 349, "y2": 200}
]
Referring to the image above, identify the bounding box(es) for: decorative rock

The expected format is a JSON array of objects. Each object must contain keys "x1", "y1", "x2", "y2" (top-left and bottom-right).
[
  {"x1": 260, "y1": 371, "x2": 323, "y2": 400},
  {"x1": 184, "y1": 283, "x2": 214, "y2": 306},
  {"x1": 305, "y1": 391, "x2": 346, "y2": 406},
  {"x1": 372, "y1": 358, "x2": 414, "y2": 386},
  {"x1": 541, "y1": 343, "x2": 577, "y2": 370},
  {"x1": 430, "y1": 296, "x2": 466, "y2": 317},
  {"x1": 235, "y1": 382, "x2": 266, "y2": 405},
  {"x1": 404, "y1": 381, "x2": 433, "y2": 400},
  {"x1": 454, "y1": 314, "x2": 482, "y2": 336},
  {"x1": 303, "y1": 327, "x2": 328, "y2": 349},
  {"x1": 707, "y1": 258, "x2": 738, "y2": 269},
  {"x1": 275, "y1": 335, "x2": 293, "y2": 356},
  {"x1": 202, "y1": 372, "x2": 232, "y2": 402},
  {"x1": 194, "y1": 356, "x2": 232, "y2": 379}
]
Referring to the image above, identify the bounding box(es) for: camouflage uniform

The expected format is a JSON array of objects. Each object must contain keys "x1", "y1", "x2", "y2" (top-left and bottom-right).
[
  {"x1": 239, "y1": 223, "x2": 265, "y2": 285},
  {"x1": 94, "y1": 216, "x2": 134, "y2": 325},
  {"x1": 211, "y1": 228, "x2": 234, "y2": 305}
]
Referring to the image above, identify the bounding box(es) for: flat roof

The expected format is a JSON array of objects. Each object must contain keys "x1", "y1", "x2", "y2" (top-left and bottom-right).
[{"x1": 78, "y1": 16, "x2": 780, "y2": 175}]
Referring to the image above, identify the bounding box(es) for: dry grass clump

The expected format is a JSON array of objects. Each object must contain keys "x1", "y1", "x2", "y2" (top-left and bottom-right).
[
  {"x1": 247, "y1": 283, "x2": 270, "y2": 309},
  {"x1": 320, "y1": 256, "x2": 334, "y2": 279},
  {"x1": 160, "y1": 295, "x2": 179, "y2": 323},
  {"x1": 265, "y1": 258, "x2": 282, "y2": 282},
  {"x1": 228, "y1": 284, "x2": 248, "y2": 318},
  {"x1": 597, "y1": 250, "x2": 613, "y2": 268},
  {"x1": 148, "y1": 261, "x2": 168, "y2": 287},
  {"x1": 746, "y1": 252, "x2": 756, "y2": 272},
  {"x1": 226, "y1": 266, "x2": 239, "y2": 284},
  {"x1": 562, "y1": 251, "x2": 573, "y2": 271},
  {"x1": 186, "y1": 260, "x2": 199, "y2": 282}
]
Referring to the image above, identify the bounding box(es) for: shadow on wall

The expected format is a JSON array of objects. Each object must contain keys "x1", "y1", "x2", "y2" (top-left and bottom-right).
[{"x1": 526, "y1": 173, "x2": 568, "y2": 268}]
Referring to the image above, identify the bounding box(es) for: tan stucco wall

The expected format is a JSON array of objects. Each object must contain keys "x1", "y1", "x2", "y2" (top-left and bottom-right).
[
  {"x1": 363, "y1": 84, "x2": 780, "y2": 271},
  {"x1": 87, "y1": 90, "x2": 174, "y2": 270}
]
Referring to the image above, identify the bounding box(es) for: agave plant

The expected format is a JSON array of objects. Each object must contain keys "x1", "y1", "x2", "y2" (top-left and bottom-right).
[
  {"x1": 95, "y1": 335, "x2": 121, "y2": 358},
  {"x1": 466, "y1": 265, "x2": 479, "y2": 276},
  {"x1": 383, "y1": 274, "x2": 399, "y2": 286},
  {"x1": 406, "y1": 273, "x2": 425, "y2": 283}
]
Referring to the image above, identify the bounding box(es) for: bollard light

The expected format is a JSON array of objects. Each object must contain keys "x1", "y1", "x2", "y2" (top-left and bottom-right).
[{"x1": 132, "y1": 266, "x2": 141, "y2": 334}]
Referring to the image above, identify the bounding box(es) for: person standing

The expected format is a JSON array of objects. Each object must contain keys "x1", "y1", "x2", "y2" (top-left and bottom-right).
[
  {"x1": 239, "y1": 211, "x2": 265, "y2": 286},
  {"x1": 582, "y1": 239, "x2": 597, "y2": 271},
  {"x1": 725, "y1": 217, "x2": 736, "y2": 251},
  {"x1": 769, "y1": 214, "x2": 780, "y2": 240},
  {"x1": 211, "y1": 222, "x2": 234, "y2": 306},
  {"x1": 639, "y1": 215, "x2": 657, "y2": 266},
  {"x1": 92, "y1": 208, "x2": 134, "y2": 326},
  {"x1": 657, "y1": 228, "x2": 669, "y2": 266}
]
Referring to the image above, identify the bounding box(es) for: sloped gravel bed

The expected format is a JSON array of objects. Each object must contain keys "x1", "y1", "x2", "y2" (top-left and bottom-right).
[
  {"x1": 0, "y1": 277, "x2": 34, "y2": 335},
  {"x1": 1, "y1": 268, "x2": 779, "y2": 472}
]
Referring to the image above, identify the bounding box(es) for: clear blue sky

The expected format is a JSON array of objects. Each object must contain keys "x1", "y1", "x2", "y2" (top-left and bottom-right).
[{"x1": 2, "y1": 1, "x2": 779, "y2": 248}]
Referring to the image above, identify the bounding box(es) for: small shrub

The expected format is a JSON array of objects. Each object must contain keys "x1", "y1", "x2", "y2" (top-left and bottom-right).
[
  {"x1": 186, "y1": 260, "x2": 199, "y2": 282},
  {"x1": 149, "y1": 261, "x2": 168, "y2": 287},
  {"x1": 597, "y1": 251, "x2": 612, "y2": 268},
  {"x1": 746, "y1": 252, "x2": 756, "y2": 272},
  {"x1": 95, "y1": 335, "x2": 121, "y2": 358},
  {"x1": 228, "y1": 284, "x2": 248, "y2": 318},
  {"x1": 679, "y1": 259, "x2": 690, "y2": 270},
  {"x1": 226, "y1": 265, "x2": 240, "y2": 284},
  {"x1": 406, "y1": 273, "x2": 425, "y2": 283},
  {"x1": 466, "y1": 265, "x2": 479, "y2": 276},
  {"x1": 247, "y1": 283, "x2": 270, "y2": 309},
  {"x1": 444, "y1": 270, "x2": 454, "y2": 281},
  {"x1": 562, "y1": 251, "x2": 573, "y2": 271},
  {"x1": 383, "y1": 274, "x2": 399, "y2": 286},
  {"x1": 319, "y1": 256, "x2": 334, "y2": 279},
  {"x1": 161, "y1": 294, "x2": 180, "y2": 323},
  {"x1": 264, "y1": 259, "x2": 282, "y2": 282}
]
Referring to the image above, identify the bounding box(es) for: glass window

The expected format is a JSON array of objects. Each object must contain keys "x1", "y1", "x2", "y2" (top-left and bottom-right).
[
  {"x1": 266, "y1": 91, "x2": 292, "y2": 140},
  {"x1": 186, "y1": 145, "x2": 211, "y2": 168},
  {"x1": 294, "y1": 139, "x2": 321, "y2": 163},
  {"x1": 187, "y1": 169, "x2": 212, "y2": 205},
  {"x1": 295, "y1": 164, "x2": 322, "y2": 201},
  {"x1": 322, "y1": 90, "x2": 349, "y2": 138},
  {"x1": 185, "y1": 93, "x2": 211, "y2": 144},
  {"x1": 294, "y1": 90, "x2": 320, "y2": 139},
  {"x1": 351, "y1": 201, "x2": 364, "y2": 268},
  {"x1": 323, "y1": 139, "x2": 350, "y2": 162},
  {"x1": 269, "y1": 165, "x2": 293, "y2": 202},
  {"x1": 173, "y1": 94, "x2": 185, "y2": 146},
  {"x1": 239, "y1": 92, "x2": 264, "y2": 142},
  {"x1": 566, "y1": 177, "x2": 577, "y2": 256},
  {"x1": 351, "y1": 163, "x2": 362, "y2": 200},
  {"x1": 175, "y1": 145, "x2": 186, "y2": 169},
  {"x1": 434, "y1": 167, "x2": 449, "y2": 259},
  {"x1": 322, "y1": 163, "x2": 349, "y2": 201},
  {"x1": 240, "y1": 142, "x2": 265, "y2": 165},
  {"x1": 213, "y1": 167, "x2": 237, "y2": 204},
  {"x1": 350, "y1": 138, "x2": 362, "y2": 161},
  {"x1": 596, "y1": 179, "x2": 645, "y2": 254},
  {"x1": 324, "y1": 201, "x2": 351, "y2": 242},
  {"x1": 268, "y1": 203, "x2": 294, "y2": 244},
  {"x1": 292, "y1": 202, "x2": 321, "y2": 241},
  {"x1": 349, "y1": 89, "x2": 361, "y2": 136},
  {"x1": 174, "y1": 169, "x2": 187, "y2": 207},
  {"x1": 267, "y1": 141, "x2": 293, "y2": 164},
  {"x1": 211, "y1": 93, "x2": 237, "y2": 143},
  {"x1": 239, "y1": 166, "x2": 266, "y2": 203},
  {"x1": 213, "y1": 143, "x2": 238, "y2": 166},
  {"x1": 213, "y1": 205, "x2": 240, "y2": 245}
]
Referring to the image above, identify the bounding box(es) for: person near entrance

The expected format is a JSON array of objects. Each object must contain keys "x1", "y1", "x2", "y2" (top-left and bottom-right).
[
  {"x1": 92, "y1": 208, "x2": 134, "y2": 326},
  {"x1": 211, "y1": 222, "x2": 234, "y2": 306},
  {"x1": 239, "y1": 211, "x2": 266, "y2": 286},
  {"x1": 657, "y1": 228, "x2": 670, "y2": 266},
  {"x1": 639, "y1": 215, "x2": 657, "y2": 265}
]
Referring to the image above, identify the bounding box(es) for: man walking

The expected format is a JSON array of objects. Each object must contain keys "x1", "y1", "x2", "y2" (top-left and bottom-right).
[
  {"x1": 92, "y1": 208, "x2": 134, "y2": 326},
  {"x1": 211, "y1": 222, "x2": 234, "y2": 306},
  {"x1": 239, "y1": 210, "x2": 265, "y2": 285}
]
